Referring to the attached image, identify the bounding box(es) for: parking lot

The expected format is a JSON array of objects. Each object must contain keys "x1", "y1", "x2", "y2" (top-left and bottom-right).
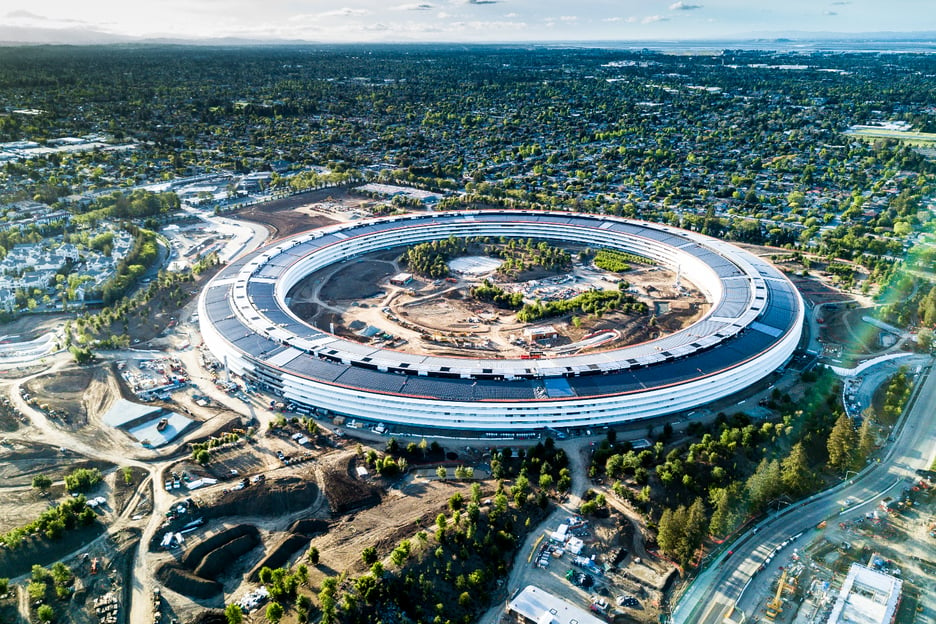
[{"x1": 511, "y1": 512, "x2": 673, "y2": 623}]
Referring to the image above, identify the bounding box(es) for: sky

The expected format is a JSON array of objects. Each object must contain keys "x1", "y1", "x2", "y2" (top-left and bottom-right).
[{"x1": 2, "y1": 0, "x2": 932, "y2": 43}]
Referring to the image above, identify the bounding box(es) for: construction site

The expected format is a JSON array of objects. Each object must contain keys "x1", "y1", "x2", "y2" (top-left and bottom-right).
[
  {"x1": 732, "y1": 473, "x2": 936, "y2": 624},
  {"x1": 286, "y1": 244, "x2": 708, "y2": 360}
]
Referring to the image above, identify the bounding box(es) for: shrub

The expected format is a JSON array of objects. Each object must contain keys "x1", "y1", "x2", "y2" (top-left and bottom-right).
[{"x1": 63, "y1": 468, "x2": 102, "y2": 493}]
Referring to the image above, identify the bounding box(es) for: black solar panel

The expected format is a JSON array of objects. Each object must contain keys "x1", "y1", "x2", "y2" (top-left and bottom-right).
[
  {"x1": 287, "y1": 356, "x2": 348, "y2": 382},
  {"x1": 335, "y1": 367, "x2": 407, "y2": 394},
  {"x1": 232, "y1": 332, "x2": 280, "y2": 356},
  {"x1": 215, "y1": 317, "x2": 247, "y2": 336}
]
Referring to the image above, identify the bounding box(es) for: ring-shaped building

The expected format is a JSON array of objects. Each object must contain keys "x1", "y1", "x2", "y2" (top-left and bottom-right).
[{"x1": 199, "y1": 210, "x2": 803, "y2": 433}]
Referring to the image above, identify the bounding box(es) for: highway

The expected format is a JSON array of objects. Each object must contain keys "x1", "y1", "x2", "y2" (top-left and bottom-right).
[{"x1": 673, "y1": 358, "x2": 936, "y2": 624}]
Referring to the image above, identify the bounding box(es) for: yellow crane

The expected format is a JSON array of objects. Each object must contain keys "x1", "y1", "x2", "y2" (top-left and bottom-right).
[{"x1": 765, "y1": 568, "x2": 788, "y2": 620}]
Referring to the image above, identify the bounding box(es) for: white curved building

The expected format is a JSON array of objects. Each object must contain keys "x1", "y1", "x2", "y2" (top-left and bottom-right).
[{"x1": 199, "y1": 210, "x2": 803, "y2": 433}]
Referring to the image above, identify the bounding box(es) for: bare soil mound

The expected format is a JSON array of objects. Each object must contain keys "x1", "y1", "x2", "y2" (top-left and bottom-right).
[
  {"x1": 24, "y1": 364, "x2": 101, "y2": 426},
  {"x1": 194, "y1": 533, "x2": 260, "y2": 580},
  {"x1": 0, "y1": 397, "x2": 23, "y2": 432},
  {"x1": 155, "y1": 563, "x2": 222, "y2": 599},
  {"x1": 288, "y1": 518, "x2": 329, "y2": 536},
  {"x1": 187, "y1": 611, "x2": 227, "y2": 624},
  {"x1": 202, "y1": 477, "x2": 320, "y2": 520},
  {"x1": 157, "y1": 525, "x2": 263, "y2": 600},
  {"x1": 319, "y1": 455, "x2": 381, "y2": 514},
  {"x1": 247, "y1": 533, "x2": 310, "y2": 581},
  {"x1": 181, "y1": 525, "x2": 260, "y2": 570},
  {"x1": 231, "y1": 189, "x2": 342, "y2": 238}
]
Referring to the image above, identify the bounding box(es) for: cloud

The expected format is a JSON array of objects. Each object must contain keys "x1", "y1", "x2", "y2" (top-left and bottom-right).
[
  {"x1": 642, "y1": 15, "x2": 669, "y2": 24},
  {"x1": 317, "y1": 8, "x2": 370, "y2": 18},
  {"x1": 603, "y1": 16, "x2": 637, "y2": 23},
  {"x1": 464, "y1": 0, "x2": 500, "y2": 4},
  {"x1": 5, "y1": 9, "x2": 88, "y2": 25},
  {"x1": 669, "y1": 1, "x2": 702, "y2": 10},
  {"x1": 560, "y1": 15, "x2": 578, "y2": 22},
  {"x1": 823, "y1": 10, "x2": 837, "y2": 15},
  {"x1": 395, "y1": 3, "x2": 434, "y2": 10},
  {"x1": 6, "y1": 9, "x2": 45, "y2": 19},
  {"x1": 831, "y1": 1, "x2": 850, "y2": 4}
]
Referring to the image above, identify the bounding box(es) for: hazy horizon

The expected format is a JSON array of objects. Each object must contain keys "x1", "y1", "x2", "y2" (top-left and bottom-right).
[{"x1": 2, "y1": 0, "x2": 935, "y2": 45}]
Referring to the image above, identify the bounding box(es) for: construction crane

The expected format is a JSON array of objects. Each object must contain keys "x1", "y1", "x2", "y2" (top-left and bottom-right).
[{"x1": 765, "y1": 568, "x2": 788, "y2": 620}]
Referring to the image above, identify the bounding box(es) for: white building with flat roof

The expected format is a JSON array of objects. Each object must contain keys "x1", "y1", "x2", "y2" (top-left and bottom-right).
[
  {"x1": 506, "y1": 585, "x2": 605, "y2": 624},
  {"x1": 827, "y1": 564, "x2": 902, "y2": 624}
]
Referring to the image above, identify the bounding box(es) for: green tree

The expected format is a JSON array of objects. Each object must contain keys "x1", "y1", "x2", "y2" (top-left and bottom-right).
[
  {"x1": 307, "y1": 546, "x2": 320, "y2": 565},
  {"x1": 918, "y1": 327, "x2": 934, "y2": 352},
  {"x1": 827, "y1": 412, "x2": 858, "y2": 471},
  {"x1": 27, "y1": 580, "x2": 46, "y2": 601},
  {"x1": 745, "y1": 458, "x2": 783, "y2": 513},
  {"x1": 361, "y1": 546, "x2": 378, "y2": 566},
  {"x1": 319, "y1": 577, "x2": 338, "y2": 624},
  {"x1": 50, "y1": 562, "x2": 71, "y2": 586},
  {"x1": 37, "y1": 604, "x2": 54, "y2": 623},
  {"x1": 32, "y1": 474, "x2": 53, "y2": 494},
  {"x1": 63, "y1": 467, "x2": 102, "y2": 493},
  {"x1": 656, "y1": 506, "x2": 686, "y2": 565},
  {"x1": 470, "y1": 482, "x2": 482, "y2": 504},
  {"x1": 557, "y1": 468, "x2": 572, "y2": 493},
  {"x1": 436, "y1": 466, "x2": 447, "y2": 480},
  {"x1": 709, "y1": 481, "x2": 745, "y2": 538},
  {"x1": 857, "y1": 413, "x2": 876, "y2": 462},
  {"x1": 658, "y1": 499, "x2": 708, "y2": 568},
  {"x1": 224, "y1": 603, "x2": 244, "y2": 624},
  {"x1": 266, "y1": 601, "x2": 284, "y2": 624},
  {"x1": 780, "y1": 442, "x2": 815, "y2": 495},
  {"x1": 69, "y1": 345, "x2": 94, "y2": 364}
]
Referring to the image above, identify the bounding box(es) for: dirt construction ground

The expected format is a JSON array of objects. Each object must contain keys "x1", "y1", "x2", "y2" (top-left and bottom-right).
[
  {"x1": 146, "y1": 443, "x2": 480, "y2": 624},
  {"x1": 287, "y1": 246, "x2": 708, "y2": 359},
  {"x1": 0, "y1": 440, "x2": 114, "y2": 533},
  {"x1": 231, "y1": 188, "x2": 358, "y2": 238},
  {"x1": 23, "y1": 364, "x2": 109, "y2": 428}
]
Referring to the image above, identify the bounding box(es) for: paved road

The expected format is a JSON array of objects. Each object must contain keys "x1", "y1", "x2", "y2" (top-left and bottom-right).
[
  {"x1": 673, "y1": 359, "x2": 936, "y2": 624},
  {"x1": 847, "y1": 355, "x2": 927, "y2": 417}
]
